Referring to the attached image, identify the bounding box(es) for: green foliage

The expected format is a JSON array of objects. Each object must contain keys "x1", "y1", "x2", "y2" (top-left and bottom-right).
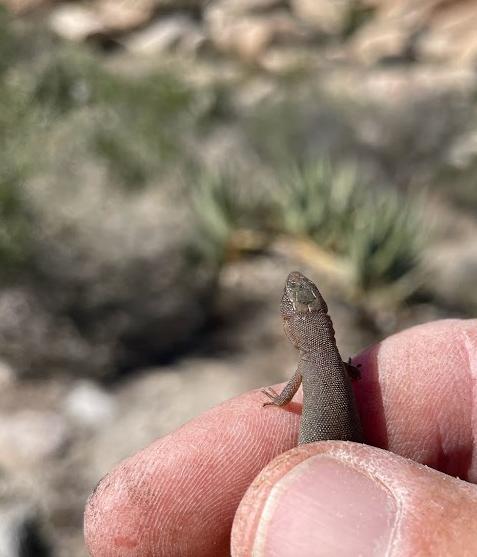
[
  {"x1": 276, "y1": 159, "x2": 361, "y2": 252},
  {"x1": 0, "y1": 20, "x2": 42, "y2": 276},
  {"x1": 0, "y1": 8, "x2": 17, "y2": 76},
  {"x1": 91, "y1": 71, "x2": 197, "y2": 188},
  {"x1": 189, "y1": 159, "x2": 423, "y2": 298},
  {"x1": 0, "y1": 173, "x2": 32, "y2": 276},
  {"x1": 189, "y1": 171, "x2": 267, "y2": 265},
  {"x1": 0, "y1": 16, "x2": 205, "y2": 190},
  {"x1": 23, "y1": 43, "x2": 200, "y2": 188},
  {"x1": 32, "y1": 48, "x2": 98, "y2": 113},
  {"x1": 349, "y1": 192, "x2": 422, "y2": 292},
  {"x1": 275, "y1": 159, "x2": 423, "y2": 296}
]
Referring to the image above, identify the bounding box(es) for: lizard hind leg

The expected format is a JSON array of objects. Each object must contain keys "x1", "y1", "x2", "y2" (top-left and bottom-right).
[{"x1": 262, "y1": 371, "x2": 302, "y2": 407}]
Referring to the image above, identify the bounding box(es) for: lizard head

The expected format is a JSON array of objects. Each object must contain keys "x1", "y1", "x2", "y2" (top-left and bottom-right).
[{"x1": 280, "y1": 271, "x2": 328, "y2": 317}]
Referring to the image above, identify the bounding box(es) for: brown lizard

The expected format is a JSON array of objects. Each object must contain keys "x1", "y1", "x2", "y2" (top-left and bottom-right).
[{"x1": 263, "y1": 271, "x2": 363, "y2": 445}]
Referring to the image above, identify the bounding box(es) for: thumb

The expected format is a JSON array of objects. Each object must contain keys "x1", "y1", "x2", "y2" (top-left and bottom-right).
[{"x1": 231, "y1": 442, "x2": 477, "y2": 556}]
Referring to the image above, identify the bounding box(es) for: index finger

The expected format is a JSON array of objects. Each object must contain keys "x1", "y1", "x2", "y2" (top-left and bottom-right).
[
  {"x1": 85, "y1": 386, "x2": 300, "y2": 556},
  {"x1": 85, "y1": 319, "x2": 477, "y2": 557}
]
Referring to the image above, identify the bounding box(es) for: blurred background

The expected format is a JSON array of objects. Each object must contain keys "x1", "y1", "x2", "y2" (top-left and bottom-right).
[{"x1": 0, "y1": 0, "x2": 476, "y2": 554}]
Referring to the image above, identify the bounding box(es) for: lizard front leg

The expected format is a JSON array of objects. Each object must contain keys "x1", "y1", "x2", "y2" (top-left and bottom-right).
[{"x1": 262, "y1": 370, "x2": 302, "y2": 407}]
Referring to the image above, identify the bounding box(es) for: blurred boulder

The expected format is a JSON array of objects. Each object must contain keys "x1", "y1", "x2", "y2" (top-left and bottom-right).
[
  {"x1": 351, "y1": 0, "x2": 477, "y2": 68},
  {"x1": 48, "y1": 0, "x2": 208, "y2": 41},
  {"x1": 124, "y1": 14, "x2": 205, "y2": 55},
  {"x1": 350, "y1": 20, "x2": 413, "y2": 64},
  {"x1": 291, "y1": 0, "x2": 352, "y2": 35},
  {"x1": 417, "y1": 1, "x2": 477, "y2": 67},
  {"x1": 64, "y1": 381, "x2": 116, "y2": 427},
  {"x1": 0, "y1": 360, "x2": 15, "y2": 388},
  {"x1": 48, "y1": 5, "x2": 104, "y2": 42},
  {"x1": 48, "y1": 2, "x2": 152, "y2": 41},
  {"x1": 0, "y1": 0, "x2": 51, "y2": 15},
  {"x1": 207, "y1": 0, "x2": 284, "y2": 11},
  {"x1": 205, "y1": 5, "x2": 311, "y2": 61},
  {"x1": 0, "y1": 410, "x2": 69, "y2": 469},
  {"x1": 96, "y1": 0, "x2": 158, "y2": 32}
]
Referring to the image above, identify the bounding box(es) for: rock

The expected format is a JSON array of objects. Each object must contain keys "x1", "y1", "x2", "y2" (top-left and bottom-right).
[
  {"x1": 350, "y1": 0, "x2": 477, "y2": 68},
  {"x1": 48, "y1": 5, "x2": 104, "y2": 42},
  {"x1": 48, "y1": 0, "x2": 207, "y2": 41},
  {"x1": 417, "y1": 2, "x2": 477, "y2": 67},
  {"x1": 0, "y1": 502, "x2": 50, "y2": 557},
  {"x1": 124, "y1": 15, "x2": 205, "y2": 55},
  {"x1": 290, "y1": 0, "x2": 352, "y2": 35},
  {"x1": 48, "y1": 2, "x2": 153, "y2": 41},
  {"x1": 259, "y1": 45, "x2": 316, "y2": 73},
  {"x1": 1, "y1": 0, "x2": 50, "y2": 15},
  {"x1": 0, "y1": 360, "x2": 15, "y2": 387},
  {"x1": 206, "y1": 6, "x2": 311, "y2": 61},
  {"x1": 207, "y1": 0, "x2": 284, "y2": 12},
  {"x1": 64, "y1": 381, "x2": 116, "y2": 427},
  {"x1": 128, "y1": 0, "x2": 206, "y2": 9},
  {"x1": 0, "y1": 410, "x2": 69, "y2": 468},
  {"x1": 96, "y1": 0, "x2": 156, "y2": 32},
  {"x1": 350, "y1": 20, "x2": 412, "y2": 64}
]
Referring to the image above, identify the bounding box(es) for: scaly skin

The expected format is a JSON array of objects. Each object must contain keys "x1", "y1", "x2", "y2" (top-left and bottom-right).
[{"x1": 263, "y1": 271, "x2": 363, "y2": 444}]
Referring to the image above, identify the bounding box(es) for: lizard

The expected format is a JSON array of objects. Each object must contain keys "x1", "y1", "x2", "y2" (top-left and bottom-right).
[{"x1": 262, "y1": 271, "x2": 363, "y2": 445}]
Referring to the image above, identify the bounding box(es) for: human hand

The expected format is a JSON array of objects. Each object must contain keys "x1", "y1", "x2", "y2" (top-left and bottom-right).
[{"x1": 84, "y1": 319, "x2": 477, "y2": 556}]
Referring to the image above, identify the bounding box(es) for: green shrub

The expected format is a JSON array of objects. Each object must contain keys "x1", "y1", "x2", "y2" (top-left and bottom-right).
[
  {"x1": 188, "y1": 170, "x2": 269, "y2": 265},
  {"x1": 349, "y1": 191, "x2": 422, "y2": 292},
  {"x1": 275, "y1": 159, "x2": 424, "y2": 297},
  {"x1": 91, "y1": 71, "x2": 197, "y2": 188},
  {"x1": 275, "y1": 159, "x2": 361, "y2": 252},
  {"x1": 0, "y1": 173, "x2": 32, "y2": 276}
]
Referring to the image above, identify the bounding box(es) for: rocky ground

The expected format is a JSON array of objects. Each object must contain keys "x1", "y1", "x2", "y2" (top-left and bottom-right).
[{"x1": 1, "y1": 1, "x2": 477, "y2": 555}]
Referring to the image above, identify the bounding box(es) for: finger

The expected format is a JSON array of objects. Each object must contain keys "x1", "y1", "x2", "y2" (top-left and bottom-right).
[
  {"x1": 84, "y1": 319, "x2": 477, "y2": 557},
  {"x1": 232, "y1": 441, "x2": 477, "y2": 557},
  {"x1": 352, "y1": 318, "x2": 477, "y2": 481},
  {"x1": 84, "y1": 389, "x2": 301, "y2": 557}
]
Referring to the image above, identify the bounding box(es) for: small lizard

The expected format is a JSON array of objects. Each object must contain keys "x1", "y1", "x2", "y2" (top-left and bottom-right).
[{"x1": 263, "y1": 271, "x2": 363, "y2": 445}]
